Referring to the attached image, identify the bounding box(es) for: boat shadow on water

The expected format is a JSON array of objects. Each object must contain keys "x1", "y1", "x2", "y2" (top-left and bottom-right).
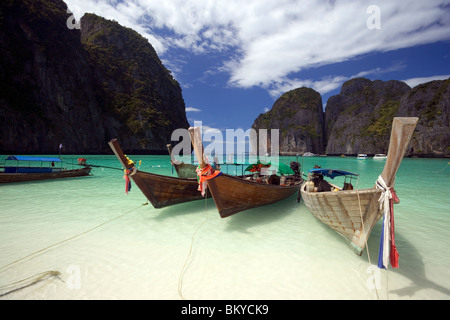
[
  {"x1": 224, "y1": 193, "x2": 300, "y2": 234},
  {"x1": 148, "y1": 198, "x2": 216, "y2": 221},
  {"x1": 365, "y1": 225, "x2": 450, "y2": 298}
]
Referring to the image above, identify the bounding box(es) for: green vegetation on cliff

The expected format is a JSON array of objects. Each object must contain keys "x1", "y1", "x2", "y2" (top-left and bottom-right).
[
  {"x1": 81, "y1": 13, "x2": 183, "y2": 141},
  {"x1": 0, "y1": 0, "x2": 189, "y2": 153}
]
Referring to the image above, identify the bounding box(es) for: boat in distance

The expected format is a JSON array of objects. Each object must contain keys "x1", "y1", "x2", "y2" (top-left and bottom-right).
[
  {"x1": 188, "y1": 127, "x2": 303, "y2": 218},
  {"x1": 301, "y1": 117, "x2": 418, "y2": 255},
  {"x1": 303, "y1": 152, "x2": 316, "y2": 157},
  {"x1": 373, "y1": 153, "x2": 387, "y2": 160},
  {"x1": 109, "y1": 139, "x2": 204, "y2": 208},
  {"x1": 356, "y1": 153, "x2": 367, "y2": 160},
  {"x1": 166, "y1": 144, "x2": 198, "y2": 179},
  {"x1": 0, "y1": 156, "x2": 91, "y2": 183}
]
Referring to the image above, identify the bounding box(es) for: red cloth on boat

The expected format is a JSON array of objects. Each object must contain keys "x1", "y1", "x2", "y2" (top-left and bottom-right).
[
  {"x1": 196, "y1": 164, "x2": 221, "y2": 196},
  {"x1": 389, "y1": 188, "x2": 400, "y2": 268}
]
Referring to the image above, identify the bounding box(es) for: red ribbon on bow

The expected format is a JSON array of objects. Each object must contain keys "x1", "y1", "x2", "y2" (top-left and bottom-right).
[
  {"x1": 389, "y1": 188, "x2": 400, "y2": 268},
  {"x1": 124, "y1": 168, "x2": 133, "y2": 194},
  {"x1": 196, "y1": 164, "x2": 221, "y2": 196}
]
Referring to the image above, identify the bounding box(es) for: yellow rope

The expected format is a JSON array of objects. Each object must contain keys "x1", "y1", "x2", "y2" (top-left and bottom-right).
[
  {"x1": 0, "y1": 203, "x2": 146, "y2": 274},
  {"x1": 177, "y1": 194, "x2": 209, "y2": 300},
  {"x1": 0, "y1": 202, "x2": 147, "y2": 297},
  {"x1": 355, "y1": 179, "x2": 380, "y2": 300}
]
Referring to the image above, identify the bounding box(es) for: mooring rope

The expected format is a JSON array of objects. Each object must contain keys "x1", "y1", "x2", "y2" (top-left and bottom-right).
[
  {"x1": 0, "y1": 202, "x2": 147, "y2": 297},
  {"x1": 177, "y1": 194, "x2": 209, "y2": 300},
  {"x1": 354, "y1": 179, "x2": 380, "y2": 300}
]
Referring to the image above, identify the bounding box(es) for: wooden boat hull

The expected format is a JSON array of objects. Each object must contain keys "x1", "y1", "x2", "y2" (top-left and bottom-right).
[
  {"x1": 300, "y1": 182, "x2": 382, "y2": 255},
  {"x1": 130, "y1": 170, "x2": 204, "y2": 208},
  {"x1": 0, "y1": 167, "x2": 92, "y2": 183},
  {"x1": 300, "y1": 117, "x2": 418, "y2": 256},
  {"x1": 207, "y1": 173, "x2": 301, "y2": 218},
  {"x1": 109, "y1": 138, "x2": 206, "y2": 209}
]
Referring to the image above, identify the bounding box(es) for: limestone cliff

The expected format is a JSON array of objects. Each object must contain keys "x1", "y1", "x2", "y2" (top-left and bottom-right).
[
  {"x1": 252, "y1": 77, "x2": 449, "y2": 157},
  {"x1": 0, "y1": 0, "x2": 104, "y2": 153},
  {"x1": 324, "y1": 78, "x2": 449, "y2": 157},
  {"x1": 324, "y1": 78, "x2": 411, "y2": 155},
  {"x1": 0, "y1": 0, "x2": 188, "y2": 154},
  {"x1": 80, "y1": 13, "x2": 189, "y2": 152},
  {"x1": 252, "y1": 87, "x2": 324, "y2": 155},
  {"x1": 397, "y1": 79, "x2": 450, "y2": 157}
]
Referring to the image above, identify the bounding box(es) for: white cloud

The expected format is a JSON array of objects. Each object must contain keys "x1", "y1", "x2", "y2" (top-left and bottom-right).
[
  {"x1": 266, "y1": 75, "x2": 351, "y2": 99},
  {"x1": 65, "y1": 0, "x2": 450, "y2": 93},
  {"x1": 186, "y1": 107, "x2": 202, "y2": 112},
  {"x1": 266, "y1": 62, "x2": 410, "y2": 99},
  {"x1": 402, "y1": 74, "x2": 450, "y2": 88}
]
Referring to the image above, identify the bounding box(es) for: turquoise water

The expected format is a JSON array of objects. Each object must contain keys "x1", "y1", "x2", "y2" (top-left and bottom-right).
[{"x1": 0, "y1": 155, "x2": 449, "y2": 299}]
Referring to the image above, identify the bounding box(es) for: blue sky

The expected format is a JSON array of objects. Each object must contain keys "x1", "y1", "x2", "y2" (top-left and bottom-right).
[{"x1": 65, "y1": 0, "x2": 450, "y2": 133}]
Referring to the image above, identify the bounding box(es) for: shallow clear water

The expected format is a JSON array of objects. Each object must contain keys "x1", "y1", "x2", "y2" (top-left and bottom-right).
[{"x1": 0, "y1": 155, "x2": 449, "y2": 299}]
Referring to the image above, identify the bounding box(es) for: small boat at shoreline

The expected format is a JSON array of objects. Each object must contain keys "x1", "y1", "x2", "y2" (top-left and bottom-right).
[
  {"x1": 188, "y1": 127, "x2": 303, "y2": 218},
  {"x1": 300, "y1": 117, "x2": 418, "y2": 256},
  {"x1": 303, "y1": 152, "x2": 316, "y2": 157},
  {"x1": 373, "y1": 153, "x2": 387, "y2": 160},
  {"x1": 109, "y1": 139, "x2": 204, "y2": 208},
  {"x1": 0, "y1": 156, "x2": 91, "y2": 183},
  {"x1": 356, "y1": 153, "x2": 367, "y2": 160},
  {"x1": 166, "y1": 144, "x2": 198, "y2": 179}
]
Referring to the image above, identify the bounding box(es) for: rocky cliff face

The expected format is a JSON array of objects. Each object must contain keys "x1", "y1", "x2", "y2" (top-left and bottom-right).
[
  {"x1": 252, "y1": 87, "x2": 324, "y2": 155},
  {"x1": 397, "y1": 79, "x2": 450, "y2": 157},
  {"x1": 325, "y1": 78, "x2": 449, "y2": 156},
  {"x1": 324, "y1": 78, "x2": 411, "y2": 155},
  {"x1": 0, "y1": 0, "x2": 105, "y2": 153},
  {"x1": 0, "y1": 0, "x2": 188, "y2": 154},
  {"x1": 80, "y1": 13, "x2": 189, "y2": 152},
  {"x1": 252, "y1": 77, "x2": 449, "y2": 157}
]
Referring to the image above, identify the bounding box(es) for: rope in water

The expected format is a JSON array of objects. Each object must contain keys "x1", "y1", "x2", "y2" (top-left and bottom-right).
[
  {"x1": 177, "y1": 194, "x2": 209, "y2": 300},
  {"x1": 355, "y1": 178, "x2": 380, "y2": 300},
  {"x1": 0, "y1": 202, "x2": 147, "y2": 296}
]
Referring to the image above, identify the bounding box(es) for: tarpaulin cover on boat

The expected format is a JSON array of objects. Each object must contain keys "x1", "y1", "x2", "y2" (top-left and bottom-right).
[
  {"x1": 6, "y1": 156, "x2": 62, "y2": 162},
  {"x1": 308, "y1": 168, "x2": 358, "y2": 179}
]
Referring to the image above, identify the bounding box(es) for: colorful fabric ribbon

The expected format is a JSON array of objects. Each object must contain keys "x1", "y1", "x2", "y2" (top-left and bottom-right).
[
  {"x1": 123, "y1": 167, "x2": 136, "y2": 194},
  {"x1": 196, "y1": 164, "x2": 221, "y2": 196},
  {"x1": 376, "y1": 175, "x2": 400, "y2": 269}
]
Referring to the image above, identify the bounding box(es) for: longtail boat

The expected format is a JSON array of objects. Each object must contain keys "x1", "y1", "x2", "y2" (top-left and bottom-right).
[
  {"x1": 0, "y1": 156, "x2": 91, "y2": 183},
  {"x1": 108, "y1": 139, "x2": 203, "y2": 208},
  {"x1": 166, "y1": 144, "x2": 198, "y2": 179},
  {"x1": 188, "y1": 127, "x2": 303, "y2": 218},
  {"x1": 300, "y1": 117, "x2": 418, "y2": 257}
]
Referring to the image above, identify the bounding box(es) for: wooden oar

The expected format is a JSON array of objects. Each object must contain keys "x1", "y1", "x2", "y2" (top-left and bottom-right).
[{"x1": 380, "y1": 117, "x2": 418, "y2": 187}]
